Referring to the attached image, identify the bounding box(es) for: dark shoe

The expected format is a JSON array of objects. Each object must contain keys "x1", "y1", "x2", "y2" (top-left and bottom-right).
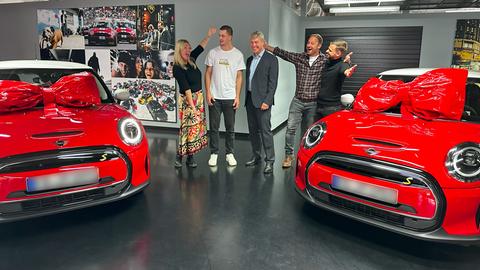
[
  {"x1": 245, "y1": 157, "x2": 261, "y2": 167},
  {"x1": 264, "y1": 162, "x2": 273, "y2": 174},
  {"x1": 174, "y1": 155, "x2": 182, "y2": 168},
  {"x1": 186, "y1": 155, "x2": 197, "y2": 168}
]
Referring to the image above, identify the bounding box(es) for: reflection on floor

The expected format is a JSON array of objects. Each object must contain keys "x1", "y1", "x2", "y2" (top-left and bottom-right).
[{"x1": 1, "y1": 128, "x2": 480, "y2": 270}]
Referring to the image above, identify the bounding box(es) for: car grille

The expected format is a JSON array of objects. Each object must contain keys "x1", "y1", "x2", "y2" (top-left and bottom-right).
[
  {"x1": 305, "y1": 152, "x2": 445, "y2": 232},
  {"x1": 0, "y1": 146, "x2": 129, "y2": 174},
  {"x1": 0, "y1": 180, "x2": 128, "y2": 217}
]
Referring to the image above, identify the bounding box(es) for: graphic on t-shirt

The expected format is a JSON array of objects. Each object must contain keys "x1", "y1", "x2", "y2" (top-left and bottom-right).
[{"x1": 219, "y1": 59, "x2": 230, "y2": 66}]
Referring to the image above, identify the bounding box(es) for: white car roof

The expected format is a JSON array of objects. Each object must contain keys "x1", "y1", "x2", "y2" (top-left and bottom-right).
[
  {"x1": 379, "y1": 68, "x2": 480, "y2": 79},
  {"x1": 0, "y1": 60, "x2": 92, "y2": 70}
]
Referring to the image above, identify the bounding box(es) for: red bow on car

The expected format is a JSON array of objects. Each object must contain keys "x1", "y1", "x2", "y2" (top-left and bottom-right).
[
  {"x1": 353, "y1": 68, "x2": 468, "y2": 121},
  {"x1": 0, "y1": 72, "x2": 101, "y2": 117}
]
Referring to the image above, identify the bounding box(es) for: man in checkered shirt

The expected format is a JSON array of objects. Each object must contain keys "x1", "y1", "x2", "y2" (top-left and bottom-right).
[{"x1": 265, "y1": 34, "x2": 326, "y2": 168}]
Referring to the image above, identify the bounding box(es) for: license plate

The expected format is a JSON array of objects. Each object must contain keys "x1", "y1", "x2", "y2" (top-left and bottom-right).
[
  {"x1": 331, "y1": 175, "x2": 398, "y2": 205},
  {"x1": 99, "y1": 36, "x2": 106, "y2": 40},
  {"x1": 26, "y1": 167, "x2": 99, "y2": 192},
  {"x1": 121, "y1": 35, "x2": 127, "y2": 38}
]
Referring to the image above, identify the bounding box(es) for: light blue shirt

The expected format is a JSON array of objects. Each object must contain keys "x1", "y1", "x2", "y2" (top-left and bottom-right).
[{"x1": 248, "y1": 49, "x2": 265, "y2": 91}]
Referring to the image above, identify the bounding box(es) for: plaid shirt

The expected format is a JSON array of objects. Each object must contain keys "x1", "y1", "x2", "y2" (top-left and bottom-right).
[{"x1": 273, "y1": 47, "x2": 327, "y2": 102}]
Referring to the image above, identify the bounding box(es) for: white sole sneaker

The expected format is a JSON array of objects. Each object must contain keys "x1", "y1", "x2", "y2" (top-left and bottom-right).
[
  {"x1": 226, "y1": 154, "x2": 237, "y2": 167},
  {"x1": 208, "y1": 154, "x2": 218, "y2": 167}
]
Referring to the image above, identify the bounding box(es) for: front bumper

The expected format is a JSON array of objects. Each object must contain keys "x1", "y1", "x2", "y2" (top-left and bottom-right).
[
  {"x1": 0, "y1": 145, "x2": 150, "y2": 222},
  {"x1": 295, "y1": 150, "x2": 480, "y2": 243},
  {"x1": 295, "y1": 185, "x2": 480, "y2": 243},
  {"x1": 0, "y1": 180, "x2": 148, "y2": 222}
]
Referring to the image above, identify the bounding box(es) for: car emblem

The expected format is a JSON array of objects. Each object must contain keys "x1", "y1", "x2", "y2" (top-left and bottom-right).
[
  {"x1": 55, "y1": 140, "x2": 66, "y2": 147},
  {"x1": 403, "y1": 177, "x2": 413, "y2": 186},
  {"x1": 365, "y1": 148, "x2": 378, "y2": 155}
]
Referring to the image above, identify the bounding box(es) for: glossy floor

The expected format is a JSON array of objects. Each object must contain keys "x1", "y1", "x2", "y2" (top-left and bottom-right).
[{"x1": 1, "y1": 128, "x2": 480, "y2": 270}]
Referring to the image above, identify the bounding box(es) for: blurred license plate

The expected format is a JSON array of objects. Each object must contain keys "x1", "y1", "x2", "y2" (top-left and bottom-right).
[
  {"x1": 26, "y1": 168, "x2": 99, "y2": 192},
  {"x1": 99, "y1": 36, "x2": 106, "y2": 40},
  {"x1": 331, "y1": 175, "x2": 398, "y2": 205},
  {"x1": 121, "y1": 34, "x2": 127, "y2": 38}
]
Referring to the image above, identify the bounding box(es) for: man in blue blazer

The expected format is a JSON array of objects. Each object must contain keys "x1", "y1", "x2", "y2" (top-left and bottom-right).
[{"x1": 245, "y1": 31, "x2": 279, "y2": 174}]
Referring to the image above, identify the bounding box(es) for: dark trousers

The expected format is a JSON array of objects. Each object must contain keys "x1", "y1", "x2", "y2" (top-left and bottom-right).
[
  {"x1": 209, "y1": 99, "x2": 235, "y2": 154},
  {"x1": 316, "y1": 104, "x2": 343, "y2": 122},
  {"x1": 246, "y1": 94, "x2": 275, "y2": 162}
]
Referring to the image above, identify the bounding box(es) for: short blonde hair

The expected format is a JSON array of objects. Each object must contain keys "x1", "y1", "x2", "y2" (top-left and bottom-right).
[
  {"x1": 174, "y1": 39, "x2": 197, "y2": 70},
  {"x1": 250, "y1": 31, "x2": 265, "y2": 40},
  {"x1": 330, "y1": 40, "x2": 348, "y2": 54},
  {"x1": 309, "y1": 33, "x2": 323, "y2": 45}
]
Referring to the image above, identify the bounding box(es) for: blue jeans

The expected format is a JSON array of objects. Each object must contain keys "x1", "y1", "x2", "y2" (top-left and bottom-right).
[{"x1": 285, "y1": 97, "x2": 317, "y2": 156}]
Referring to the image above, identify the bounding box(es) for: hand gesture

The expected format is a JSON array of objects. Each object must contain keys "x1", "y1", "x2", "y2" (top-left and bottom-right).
[
  {"x1": 207, "y1": 27, "x2": 217, "y2": 38},
  {"x1": 345, "y1": 64, "x2": 357, "y2": 78},
  {"x1": 343, "y1": 52, "x2": 353, "y2": 64}
]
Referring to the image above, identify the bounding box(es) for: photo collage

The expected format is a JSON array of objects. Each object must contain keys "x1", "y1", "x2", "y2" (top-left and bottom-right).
[{"x1": 36, "y1": 4, "x2": 176, "y2": 123}]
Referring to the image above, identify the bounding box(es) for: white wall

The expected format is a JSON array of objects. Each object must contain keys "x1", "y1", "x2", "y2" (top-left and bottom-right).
[
  {"x1": 0, "y1": 0, "x2": 272, "y2": 133},
  {"x1": 303, "y1": 12, "x2": 480, "y2": 68},
  {"x1": 268, "y1": 0, "x2": 304, "y2": 130}
]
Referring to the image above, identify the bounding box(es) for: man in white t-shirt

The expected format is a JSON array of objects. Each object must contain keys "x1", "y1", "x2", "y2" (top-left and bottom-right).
[{"x1": 205, "y1": 25, "x2": 246, "y2": 167}]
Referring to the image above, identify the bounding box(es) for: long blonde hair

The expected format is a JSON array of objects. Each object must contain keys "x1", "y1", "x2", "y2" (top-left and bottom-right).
[{"x1": 174, "y1": 39, "x2": 197, "y2": 70}]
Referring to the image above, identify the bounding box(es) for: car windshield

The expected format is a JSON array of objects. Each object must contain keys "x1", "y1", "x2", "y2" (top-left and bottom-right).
[
  {"x1": 377, "y1": 74, "x2": 480, "y2": 122},
  {"x1": 117, "y1": 22, "x2": 133, "y2": 28},
  {"x1": 95, "y1": 22, "x2": 110, "y2": 28},
  {"x1": 0, "y1": 68, "x2": 112, "y2": 104}
]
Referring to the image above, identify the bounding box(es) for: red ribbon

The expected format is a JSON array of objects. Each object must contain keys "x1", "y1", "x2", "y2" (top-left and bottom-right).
[
  {"x1": 0, "y1": 72, "x2": 101, "y2": 117},
  {"x1": 353, "y1": 68, "x2": 468, "y2": 121}
]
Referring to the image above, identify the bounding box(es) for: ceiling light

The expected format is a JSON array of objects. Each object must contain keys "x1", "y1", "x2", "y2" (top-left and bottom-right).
[
  {"x1": 409, "y1": 8, "x2": 480, "y2": 14},
  {"x1": 445, "y1": 8, "x2": 480, "y2": 13},
  {"x1": 325, "y1": 0, "x2": 404, "y2": 5},
  {"x1": 330, "y1": 6, "x2": 400, "y2": 13},
  {"x1": 0, "y1": 0, "x2": 48, "y2": 3}
]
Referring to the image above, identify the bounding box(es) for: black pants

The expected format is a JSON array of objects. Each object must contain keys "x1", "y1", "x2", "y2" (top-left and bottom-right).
[
  {"x1": 209, "y1": 99, "x2": 235, "y2": 154},
  {"x1": 316, "y1": 104, "x2": 343, "y2": 122},
  {"x1": 246, "y1": 95, "x2": 275, "y2": 162}
]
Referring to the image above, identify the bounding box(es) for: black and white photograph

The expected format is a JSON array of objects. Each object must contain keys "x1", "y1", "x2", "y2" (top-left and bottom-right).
[{"x1": 112, "y1": 78, "x2": 176, "y2": 122}]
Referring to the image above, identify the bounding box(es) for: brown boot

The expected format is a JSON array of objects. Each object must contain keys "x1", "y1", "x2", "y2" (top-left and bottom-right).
[{"x1": 282, "y1": 155, "x2": 294, "y2": 168}]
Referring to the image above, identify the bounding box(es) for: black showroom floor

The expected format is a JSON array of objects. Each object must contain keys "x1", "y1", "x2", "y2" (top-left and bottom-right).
[{"x1": 2, "y1": 128, "x2": 480, "y2": 270}]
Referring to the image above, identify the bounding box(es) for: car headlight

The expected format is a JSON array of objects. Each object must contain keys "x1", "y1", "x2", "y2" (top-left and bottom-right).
[
  {"x1": 446, "y1": 142, "x2": 480, "y2": 182},
  {"x1": 303, "y1": 122, "x2": 327, "y2": 149},
  {"x1": 118, "y1": 117, "x2": 143, "y2": 146}
]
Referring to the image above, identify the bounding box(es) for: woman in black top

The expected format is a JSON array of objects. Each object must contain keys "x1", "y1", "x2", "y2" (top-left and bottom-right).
[{"x1": 173, "y1": 27, "x2": 216, "y2": 168}]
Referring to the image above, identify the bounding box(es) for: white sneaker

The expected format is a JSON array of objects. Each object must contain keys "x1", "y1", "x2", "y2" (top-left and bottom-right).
[
  {"x1": 208, "y1": 154, "x2": 218, "y2": 167},
  {"x1": 226, "y1": 153, "x2": 237, "y2": 167}
]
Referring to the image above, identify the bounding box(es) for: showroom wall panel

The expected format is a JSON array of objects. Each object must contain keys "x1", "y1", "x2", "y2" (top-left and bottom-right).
[
  {"x1": 268, "y1": 0, "x2": 304, "y2": 130},
  {"x1": 305, "y1": 26, "x2": 423, "y2": 94},
  {"x1": 0, "y1": 0, "x2": 278, "y2": 133},
  {"x1": 303, "y1": 12, "x2": 480, "y2": 69}
]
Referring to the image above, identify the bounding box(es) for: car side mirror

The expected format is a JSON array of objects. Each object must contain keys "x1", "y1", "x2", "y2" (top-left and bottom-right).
[
  {"x1": 114, "y1": 88, "x2": 130, "y2": 101},
  {"x1": 341, "y1": 94, "x2": 355, "y2": 107}
]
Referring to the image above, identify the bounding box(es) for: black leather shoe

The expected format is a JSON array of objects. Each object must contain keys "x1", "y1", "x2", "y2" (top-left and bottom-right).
[
  {"x1": 263, "y1": 162, "x2": 273, "y2": 174},
  {"x1": 186, "y1": 155, "x2": 197, "y2": 168},
  {"x1": 245, "y1": 157, "x2": 261, "y2": 166}
]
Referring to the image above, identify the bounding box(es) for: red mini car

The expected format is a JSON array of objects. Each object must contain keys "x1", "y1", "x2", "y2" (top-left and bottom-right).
[
  {"x1": 88, "y1": 20, "x2": 117, "y2": 46},
  {"x1": 295, "y1": 68, "x2": 480, "y2": 242},
  {"x1": 115, "y1": 20, "x2": 136, "y2": 44},
  {"x1": 0, "y1": 60, "x2": 150, "y2": 221}
]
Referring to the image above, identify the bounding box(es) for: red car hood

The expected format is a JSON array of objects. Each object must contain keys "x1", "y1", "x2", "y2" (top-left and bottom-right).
[
  {"x1": 0, "y1": 104, "x2": 134, "y2": 158},
  {"x1": 313, "y1": 110, "x2": 480, "y2": 187}
]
